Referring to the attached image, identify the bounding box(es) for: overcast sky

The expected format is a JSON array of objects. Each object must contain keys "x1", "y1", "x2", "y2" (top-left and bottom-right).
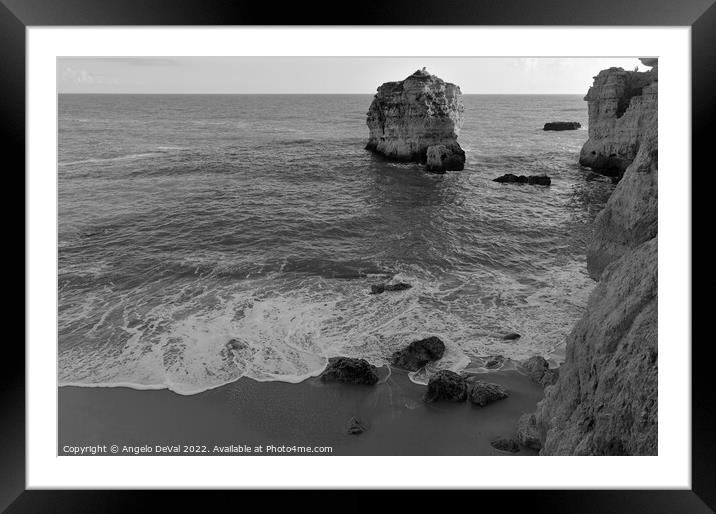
[{"x1": 57, "y1": 57, "x2": 643, "y2": 94}]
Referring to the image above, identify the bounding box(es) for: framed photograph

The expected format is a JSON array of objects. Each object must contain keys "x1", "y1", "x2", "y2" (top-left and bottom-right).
[{"x1": 6, "y1": 0, "x2": 713, "y2": 510}]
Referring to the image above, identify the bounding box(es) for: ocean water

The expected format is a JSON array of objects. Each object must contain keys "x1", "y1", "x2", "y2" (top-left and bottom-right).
[{"x1": 58, "y1": 94, "x2": 614, "y2": 394}]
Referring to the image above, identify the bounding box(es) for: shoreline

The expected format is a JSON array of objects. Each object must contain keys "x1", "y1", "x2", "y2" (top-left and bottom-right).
[{"x1": 59, "y1": 367, "x2": 545, "y2": 456}]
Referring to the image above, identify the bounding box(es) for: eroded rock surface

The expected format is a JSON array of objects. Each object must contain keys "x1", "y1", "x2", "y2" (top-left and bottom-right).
[
  {"x1": 366, "y1": 68, "x2": 465, "y2": 172},
  {"x1": 579, "y1": 61, "x2": 657, "y2": 176},
  {"x1": 586, "y1": 126, "x2": 657, "y2": 279}
]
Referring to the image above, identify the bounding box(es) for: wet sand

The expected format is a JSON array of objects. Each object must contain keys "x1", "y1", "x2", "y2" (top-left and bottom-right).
[{"x1": 59, "y1": 369, "x2": 543, "y2": 456}]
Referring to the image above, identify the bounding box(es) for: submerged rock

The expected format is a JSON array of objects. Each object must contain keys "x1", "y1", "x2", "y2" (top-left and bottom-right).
[
  {"x1": 543, "y1": 121, "x2": 581, "y2": 131},
  {"x1": 490, "y1": 437, "x2": 520, "y2": 453},
  {"x1": 366, "y1": 68, "x2": 465, "y2": 172},
  {"x1": 389, "y1": 336, "x2": 446, "y2": 371},
  {"x1": 493, "y1": 174, "x2": 551, "y2": 186},
  {"x1": 369, "y1": 282, "x2": 412, "y2": 295},
  {"x1": 320, "y1": 357, "x2": 379, "y2": 385},
  {"x1": 346, "y1": 416, "x2": 366, "y2": 435},
  {"x1": 516, "y1": 413, "x2": 542, "y2": 450},
  {"x1": 501, "y1": 332, "x2": 522, "y2": 340},
  {"x1": 579, "y1": 61, "x2": 657, "y2": 176},
  {"x1": 520, "y1": 356, "x2": 559, "y2": 387},
  {"x1": 423, "y1": 370, "x2": 468, "y2": 403},
  {"x1": 467, "y1": 380, "x2": 509, "y2": 407}
]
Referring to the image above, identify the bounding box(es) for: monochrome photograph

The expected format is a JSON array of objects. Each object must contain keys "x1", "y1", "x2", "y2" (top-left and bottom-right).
[{"x1": 57, "y1": 56, "x2": 658, "y2": 457}]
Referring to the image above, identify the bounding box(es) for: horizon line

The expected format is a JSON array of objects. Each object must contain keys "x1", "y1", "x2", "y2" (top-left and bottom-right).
[{"x1": 57, "y1": 92, "x2": 586, "y2": 96}]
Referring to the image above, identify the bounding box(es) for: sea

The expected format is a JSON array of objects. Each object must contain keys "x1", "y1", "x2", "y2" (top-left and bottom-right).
[{"x1": 58, "y1": 94, "x2": 614, "y2": 394}]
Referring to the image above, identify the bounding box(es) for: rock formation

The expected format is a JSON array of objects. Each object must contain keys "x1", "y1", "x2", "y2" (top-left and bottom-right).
[
  {"x1": 466, "y1": 379, "x2": 509, "y2": 407},
  {"x1": 390, "y1": 336, "x2": 445, "y2": 371},
  {"x1": 578, "y1": 60, "x2": 658, "y2": 176},
  {"x1": 522, "y1": 60, "x2": 658, "y2": 456},
  {"x1": 423, "y1": 370, "x2": 468, "y2": 402},
  {"x1": 586, "y1": 124, "x2": 657, "y2": 279},
  {"x1": 543, "y1": 122, "x2": 581, "y2": 131},
  {"x1": 493, "y1": 174, "x2": 551, "y2": 186},
  {"x1": 320, "y1": 357, "x2": 379, "y2": 385},
  {"x1": 366, "y1": 68, "x2": 465, "y2": 173}
]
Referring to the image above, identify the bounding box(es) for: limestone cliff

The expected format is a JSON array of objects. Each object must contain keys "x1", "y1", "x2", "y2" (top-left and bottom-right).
[
  {"x1": 521, "y1": 60, "x2": 658, "y2": 455},
  {"x1": 579, "y1": 60, "x2": 657, "y2": 176},
  {"x1": 366, "y1": 68, "x2": 465, "y2": 172}
]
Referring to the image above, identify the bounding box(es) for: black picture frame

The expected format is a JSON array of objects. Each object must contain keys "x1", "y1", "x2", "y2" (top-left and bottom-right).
[{"x1": 4, "y1": 0, "x2": 713, "y2": 511}]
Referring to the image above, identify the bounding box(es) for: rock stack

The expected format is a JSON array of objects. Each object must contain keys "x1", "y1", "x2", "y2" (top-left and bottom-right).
[
  {"x1": 366, "y1": 68, "x2": 465, "y2": 173},
  {"x1": 578, "y1": 59, "x2": 658, "y2": 176}
]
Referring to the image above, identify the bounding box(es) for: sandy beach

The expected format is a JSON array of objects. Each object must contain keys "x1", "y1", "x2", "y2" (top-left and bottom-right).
[{"x1": 59, "y1": 368, "x2": 544, "y2": 456}]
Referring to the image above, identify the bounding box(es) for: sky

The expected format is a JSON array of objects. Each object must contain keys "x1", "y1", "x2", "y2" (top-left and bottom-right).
[{"x1": 57, "y1": 57, "x2": 644, "y2": 94}]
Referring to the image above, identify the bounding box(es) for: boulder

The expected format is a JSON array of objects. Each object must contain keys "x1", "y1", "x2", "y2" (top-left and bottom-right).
[
  {"x1": 366, "y1": 68, "x2": 465, "y2": 171},
  {"x1": 467, "y1": 380, "x2": 509, "y2": 407},
  {"x1": 369, "y1": 282, "x2": 412, "y2": 295},
  {"x1": 543, "y1": 121, "x2": 581, "y2": 131},
  {"x1": 320, "y1": 357, "x2": 379, "y2": 385},
  {"x1": 423, "y1": 370, "x2": 468, "y2": 403},
  {"x1": 520, "y1": 356, "x2": 559, "y2": 387},
  {"x1": 493, "y1": 174, "x2": 551, "y2": 186},
  {"x1": 516, "y1": 413, "x2": 542, "y2": 450},
  {"x1": 425, "y1": 144, "x2": 466, "y2": 173},
  {"x1": 389, "y1": 336, "x2": 446, "y2": 371},
  {"x1": 490, "y1": 437, "x2": 520, "y2": 453}
]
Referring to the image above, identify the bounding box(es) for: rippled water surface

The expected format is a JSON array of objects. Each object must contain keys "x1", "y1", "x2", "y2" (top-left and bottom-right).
[{"x1": 58, "y1": 94, "x2": 614, "y2": 394}]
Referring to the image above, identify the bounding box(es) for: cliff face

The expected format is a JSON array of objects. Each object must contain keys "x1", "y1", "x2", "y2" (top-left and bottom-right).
[
  {"x1": 579, "y1": 62, "x2": 657, "y2": 176},
  {"x1": 524, "y1": 61, "x2": 658, "y2": 455},
  {"x1": 366, "y1": 68, "x2": 465, "y2": 172}
]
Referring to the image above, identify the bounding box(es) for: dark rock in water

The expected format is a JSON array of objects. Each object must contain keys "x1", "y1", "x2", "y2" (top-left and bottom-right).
[
  {"x1": 543, "y1": 121, "x2": 581, "y2": 131},
  {"x1": 346, "y1": 416, "x2": 366, "y2": 435},
  {"x1": 425, "y1": 143, "x2": 466, "y2": 173},
  {"x1": 370, "y1": 282, "x2": 412, "y2": 295},
  {"x1": 516, "y1": 413, "x2": 542, "y2": 450},
  {"x1": 485, "y1": 355, "x2": 505, "y2": 369},
  {"x1": 501, "y1": 332, "x2": 521, "y2": 340},
  {"x1": 493, "y1": 174, "x2": 551, "y2": 186},
  {"x1": 423, "y1": 370, "x2": 468, "y2": 402},
  {"x1": 520, "y1": 356, "x2": 559, "y2": 387},
  {"x1": 390, "y1": 336, "x2": 446, "y2": 371},
  {"x1": 491, "y1": 437, "x2": 520, "y2": 453},
  {"x1": 320, "y1": 357, "x2": 379, "y2": 385},
  {"x1": 467, "y1": 380, "x2": 509, "y2": 407}
]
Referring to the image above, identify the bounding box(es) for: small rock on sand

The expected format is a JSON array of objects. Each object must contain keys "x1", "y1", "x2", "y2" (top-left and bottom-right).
[
  {"x1": 390, "y1": 336, "x2": 446, "y2": 371},
  {"x1": 320, "y1": 357, "x2": 379, "y2": 385},
  {"x1": 467, "y1": 380, "x2": 509, "y2": 407},
  {"x1": 346, "y1": 416, "x2": 366, "y2": 435}
]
